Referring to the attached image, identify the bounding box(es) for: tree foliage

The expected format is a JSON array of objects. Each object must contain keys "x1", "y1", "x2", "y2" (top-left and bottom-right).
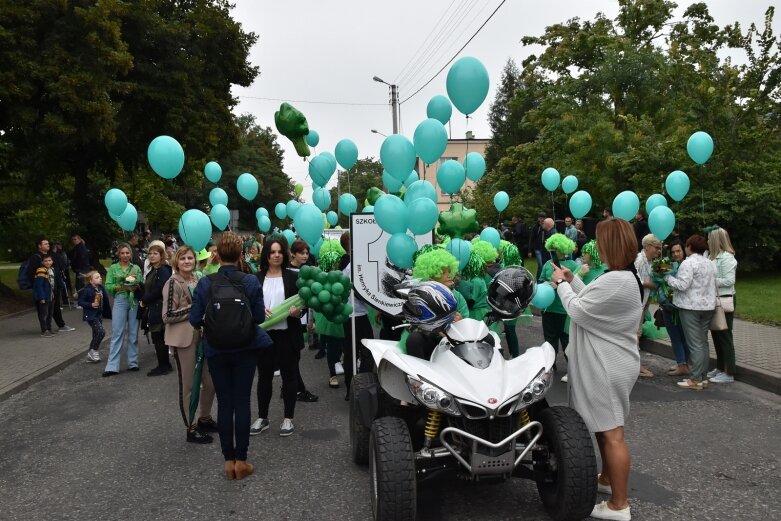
[
  {"x1": 475, "y1": 1, "x2": 781, "y2": 270},
  {"x1": 328, "y1": 157, "x2": 383, "y2": 227}
]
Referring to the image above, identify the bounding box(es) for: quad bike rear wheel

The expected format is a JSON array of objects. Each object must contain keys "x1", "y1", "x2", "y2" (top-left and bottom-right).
[
  {"x1": 350, "y1": 372, "x2": 379, "y2": 464},
  {"x1": 370, "y1": 416, "x2": 416, "y2": 521},
  {"x1": 534, "y1": 406, "x2": 597, "y2": 521}
]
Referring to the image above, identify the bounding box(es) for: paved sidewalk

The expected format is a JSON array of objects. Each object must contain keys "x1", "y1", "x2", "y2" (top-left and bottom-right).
[
  {"x1": 0, "y1": 307, "x2": 100, "y2": 400},
  {"x1": 641, "y1": 305, "x2": 781, "y2": 394}
]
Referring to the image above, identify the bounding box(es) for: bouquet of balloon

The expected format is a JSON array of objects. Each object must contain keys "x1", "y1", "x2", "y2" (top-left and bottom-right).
[{"x1": 259, "y1": 265, "x2": 354, "y2": 328}]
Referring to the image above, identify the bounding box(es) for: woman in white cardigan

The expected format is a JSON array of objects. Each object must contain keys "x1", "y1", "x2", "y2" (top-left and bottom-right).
[{"x1": 550, "y1": 218, "x2": 643, "y2": 521}]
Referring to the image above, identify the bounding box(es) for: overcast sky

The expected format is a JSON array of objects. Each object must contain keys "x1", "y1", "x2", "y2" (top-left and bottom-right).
[{"x1": 229, "y1": 0, "x2": 778, "y2": 202}]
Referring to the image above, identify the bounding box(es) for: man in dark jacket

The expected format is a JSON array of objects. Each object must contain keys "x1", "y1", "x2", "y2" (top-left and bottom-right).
[
  {"x1": 51, "y1": 241, "x2": 72, "y2": 307},
  {"x1": 69, "y1": 234, "x2": 91, "y2": 294},
  {"x1": 528, "y1": 213, "x2": 554, "y2": 280},
  {"x1": 511, "y1": 216, "x2": 529, "y2": 258},
  {"x1": 27, "y1": 237, "x2": 75, "y2": 333}
]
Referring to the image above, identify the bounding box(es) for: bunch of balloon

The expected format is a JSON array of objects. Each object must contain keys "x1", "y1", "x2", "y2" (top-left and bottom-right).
[{"x1": 686, "y1": 131, "x2": 714, "y2": 220}]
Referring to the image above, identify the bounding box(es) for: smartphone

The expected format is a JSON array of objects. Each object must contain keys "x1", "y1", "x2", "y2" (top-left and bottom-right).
[{"x1": 551, "y1": 251, "x2": 562, "y2": 268}]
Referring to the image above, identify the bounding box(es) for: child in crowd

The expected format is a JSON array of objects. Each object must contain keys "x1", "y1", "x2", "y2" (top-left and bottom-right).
[
  {"x1": 33, "y1": 254, "x2": 56, "y2": 337},
  {"x1": 78, "y1": 271, "x2": 112, "y2": 363}
]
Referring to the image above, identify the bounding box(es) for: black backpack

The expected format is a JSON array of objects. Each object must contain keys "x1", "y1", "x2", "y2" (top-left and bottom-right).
[
  {"x1": 17, "y1": 254, "x2": 41, "y2": 290},
  {"x1": 203, "y1": 271, "x2": 255, "y2": 350}
]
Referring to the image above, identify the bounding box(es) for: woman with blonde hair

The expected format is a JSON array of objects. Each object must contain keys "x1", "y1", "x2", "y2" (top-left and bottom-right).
[
  {"x1": 707, "y1": 227, "x2": 737, "y2": 384},
  {"x1": 550, "y1": 218, "x2": 644, "y2": 521},
  {"x1": 163, "y1": 246, "x2": 217, "y2": 444}
]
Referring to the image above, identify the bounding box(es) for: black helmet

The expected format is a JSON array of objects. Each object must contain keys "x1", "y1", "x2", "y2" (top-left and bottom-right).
[
  {"x1": 402, "y1": 281, "x2": 458, "y2": 333},
  {"x1": 487, "y1": 266, "x2": 535, "y2": 319}
]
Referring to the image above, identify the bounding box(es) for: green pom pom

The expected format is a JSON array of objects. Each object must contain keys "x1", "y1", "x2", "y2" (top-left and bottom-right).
[
  {"x1": 581, "y1": 240, "x2": 601, "y2": 266},
  {"x1": 461, "y1": 251, "x2": 486, "y2": 279},
  {"x1": 500, "y1": 242, "x2": 521, "y2": 268},
  {"x1": 544, "y1": 233, "x2": 576, "y2": 255}
]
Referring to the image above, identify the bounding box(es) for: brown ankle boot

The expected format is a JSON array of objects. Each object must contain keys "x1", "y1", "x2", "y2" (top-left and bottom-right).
[
  {"x1": 234, "y1": 460, "x2": 254, "y2": 480},
  {"x1": 224, "y1": 460, "x2": 236, "y2": 480}
]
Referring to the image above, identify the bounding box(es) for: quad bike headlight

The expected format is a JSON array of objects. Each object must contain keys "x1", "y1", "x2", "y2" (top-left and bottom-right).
[
  {"x1": 515, "y1": 368, "x2": 554, "y2": 410},
  {"x1": 406, "y1": 375, "x2": 462, "y2": 416}
]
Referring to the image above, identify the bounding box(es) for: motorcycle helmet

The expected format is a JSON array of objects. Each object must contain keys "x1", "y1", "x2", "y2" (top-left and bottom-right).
[
  {"x1": 487, "y1": 266, "x2": 536, "y2": 320},
  {"x1": 402, "y1": 281, "x2": 458, "y2": 333}
]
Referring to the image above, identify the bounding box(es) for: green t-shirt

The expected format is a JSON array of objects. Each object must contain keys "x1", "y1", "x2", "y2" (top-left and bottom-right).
[
  {"x1": 465, "y1": 277, "x2": 488, "y2": 321},
  {"x1": 578, "y1": 264, "x2": 606, "y2": 286},
  {"x1": 539, "y1": 259, "x2": 579, "y2": 315}
]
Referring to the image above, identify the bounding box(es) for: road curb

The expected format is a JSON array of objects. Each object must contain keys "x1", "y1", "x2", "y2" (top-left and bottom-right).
[{"x1": 640, "y1": 338, "x2": 780, "y2": 396}]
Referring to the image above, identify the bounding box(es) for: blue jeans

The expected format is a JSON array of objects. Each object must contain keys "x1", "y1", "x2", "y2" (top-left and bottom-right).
[
  {"x1": 208, "y1": 350, "x2": 257, "y2": 461},
  {"x1": 106, "y1": 294, "x2": 139, "y2": 372},
  {"x1": 678, "y1": 309, "x2": 713, "y2": 381},
  {"x1": 534, "y1": 249, "x2": 544, "y2": 280},
  {"x1": 662, "y1": 309, "x2": 689, "y2": 365}
]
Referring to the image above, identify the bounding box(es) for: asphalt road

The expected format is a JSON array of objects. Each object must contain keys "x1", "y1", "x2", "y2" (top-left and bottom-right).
[{"x1": 1, "y1": 318, "x2": 779, "y2": 521}]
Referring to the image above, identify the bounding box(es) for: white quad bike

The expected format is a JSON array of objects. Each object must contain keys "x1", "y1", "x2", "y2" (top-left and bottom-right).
[{"x1": 350, "y1": 313, "x2": 597, "y2": 520}]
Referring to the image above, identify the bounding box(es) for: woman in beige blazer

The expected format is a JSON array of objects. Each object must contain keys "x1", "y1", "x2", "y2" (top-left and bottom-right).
[{"x1": 162, "y1": 246, "x2": 217, "y2": 444}]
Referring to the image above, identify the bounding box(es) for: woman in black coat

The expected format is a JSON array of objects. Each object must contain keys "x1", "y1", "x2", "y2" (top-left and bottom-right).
[{"x1": 139, "y1": 244, "x2": 173, "y2": 376}]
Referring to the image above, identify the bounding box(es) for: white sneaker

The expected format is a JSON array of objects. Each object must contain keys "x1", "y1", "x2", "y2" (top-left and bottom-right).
[
  {"x1": 561, "y1": 374, "x2": 568, "y2": 383},
  {"x1": 273, "y1": 370, "x2": 280, "y2": 377},
  {"x1": 590, "y1": 500, "x2": 631, "y2": 520},
  {"x1": 250, "y1": 418, "x2": 269, "y2": 435},
  {"x1": 335, "y1": 362, "x2": 344, "y2": 375},
  {"x1": 86, "y1": 350, "x2": 101, "y2": 363},
  {"x1": 706, "y1": 368, "x2": 722, "y2": 378},
  {"x1": 279, "y1": 418, "x2": 294, "y2": 437},
  {"x1": 709, "y1": 372, "x2": 735, "y2": 383},
  {"x1": 58, "y1": 325, "x2": 76, "y2": 332}
]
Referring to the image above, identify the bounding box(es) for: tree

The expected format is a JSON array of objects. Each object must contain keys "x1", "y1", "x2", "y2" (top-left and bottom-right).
[{"x1": 328, "y1": 157, "x2": 384, "y2": 227}]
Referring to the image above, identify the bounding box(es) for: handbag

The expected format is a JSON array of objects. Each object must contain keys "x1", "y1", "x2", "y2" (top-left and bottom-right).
[
  {"x1": 710, "y1": 279, "x2": 728, "y2": 331},
  {"x1": 719, "y1": 295, "x2": 734, "y2": 313}
]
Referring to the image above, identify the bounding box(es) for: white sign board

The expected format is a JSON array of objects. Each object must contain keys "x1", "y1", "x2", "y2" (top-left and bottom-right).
[{"x1": 350, "y1": 213, "x2": 432, "y2": 315}]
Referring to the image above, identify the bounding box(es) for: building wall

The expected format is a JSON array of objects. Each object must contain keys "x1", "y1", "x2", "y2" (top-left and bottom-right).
[{"x1": 416, "y1": 138, "x2": 489, "y2": 211}]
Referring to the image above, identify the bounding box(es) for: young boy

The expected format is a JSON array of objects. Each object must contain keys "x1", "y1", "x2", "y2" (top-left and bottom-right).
[{"x1": 33, "y1": 254, "x2": 57, "y2": 337}]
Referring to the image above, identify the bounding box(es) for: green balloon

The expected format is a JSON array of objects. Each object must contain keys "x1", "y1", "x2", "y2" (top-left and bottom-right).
[
  {"x1": 327, "y1": 271, "x2": 342, "y2": 283},
  {"x1": 318, "y1": 290, "x2": 331, "y2": 304},
  {"x1": 316, "y1": 271, "x2": 328, "y2": 284},
  {"x1": 311, "y1": 282, "x2": 323, "y2": 294},
  {"x1": 296, "y1": 278, "x2": 306, "y2": 289},
  {"x1": 340, "y1": 275, "x2": 351, "y2": 287},
  {"x1": 299, "y1": 265, "x2": 312, "y2": 280},
  {"x1": 333, "y1": 314, "x2": 347, "y2": 324},
  {"x1": 322, "y1": 303, "x2": 334, "y2": 315},
  {"x1": 299, "y1": 287, "x2": 312, "y2": 301},
  {"x1": 274, "y1": 102, "x2": 311, "y2": 158},
  {"x1": 307, "y1": 296, "x2": 320, "y2": 309},
  {"x1": 324, "y1": 282, "x2": 332, "y2": 293},
  {"x1": 331, "y1": 282, "x2": 344, "y2": 296},
  {"x1": 305, "y1": 279, "x2": 314, "y2": 288},
  {"x1": 343, "y1": 303, "x2": 353, "y2": 316}
]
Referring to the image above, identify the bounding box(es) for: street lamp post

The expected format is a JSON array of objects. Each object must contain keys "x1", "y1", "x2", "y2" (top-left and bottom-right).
[
  {"x1": 370, "y1": 129, "x2": 387, "y2": 137},
  {"x1": 373, "y1": 76, "x2": 398, "y2": 134}
]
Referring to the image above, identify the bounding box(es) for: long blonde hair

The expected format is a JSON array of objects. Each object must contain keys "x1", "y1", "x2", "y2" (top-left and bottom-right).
[{"x1": 708, "y1": 228, "x2": 735, "y2": 259}]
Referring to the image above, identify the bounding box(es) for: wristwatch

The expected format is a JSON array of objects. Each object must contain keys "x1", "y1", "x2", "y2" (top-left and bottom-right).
[{"x1": 556, "y1": 278, "x2": 565, "y2": 285}]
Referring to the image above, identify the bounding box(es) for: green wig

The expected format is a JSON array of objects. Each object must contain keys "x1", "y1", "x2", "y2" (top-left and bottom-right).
[
  {"x1": 413, "y1": 249, "x2": 459, "y2": 281},
  {"x1": 318, "y1": 251, "x2": 342, "y2": 273},
  {"x1": 581, "y1": 240, "x2": 601, "y2": 267},
  {"x1": 544, "y1": 233, "x2": 576, "y2": 255},
  {"x1": 471, "y1": 240, "x2": 498, "y2": 264},
  {"x1": 318, "y1": 238, "x2": 345, "y2": 256},
  {"x1": 499, "y1": 241, "x2": 521, "y2": 268},
  {"x1": 461, "y1": 251, "x2": 486, "y2": 279}
]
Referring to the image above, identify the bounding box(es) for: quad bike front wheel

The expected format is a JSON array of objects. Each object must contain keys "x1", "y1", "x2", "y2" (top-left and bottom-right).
[
  {"x1": 534, "y1": 406, "x2": 597, "y2": 521},
  {"x1": 370, "y1": 417, "x2": 416, "y2": 521},
  {"x1": 350, "y1": 372, "x2": 379, "y2": 464}
]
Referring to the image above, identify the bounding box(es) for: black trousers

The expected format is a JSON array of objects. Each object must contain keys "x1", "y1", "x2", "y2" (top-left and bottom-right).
[
  {"x1": 36, "y1": 301, "x2": 53, "y2": 333},
  {"x1": 343, "y1": 314, "x2": 375, "y2": 396},
  {"x1": 406, "y1": 331, "x2": 440, "y2": 360},
  {"x1": 150, "y1": 329, "x2": 172, "y2": 369},
  {"x1": 257, "y1": 329, "x2": 299, "y2": 419}
]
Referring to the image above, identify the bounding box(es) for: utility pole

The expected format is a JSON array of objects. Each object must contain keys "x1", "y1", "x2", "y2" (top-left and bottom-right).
[{"x1": 373, "y1": 76, "x2": 399, "y2": 134}]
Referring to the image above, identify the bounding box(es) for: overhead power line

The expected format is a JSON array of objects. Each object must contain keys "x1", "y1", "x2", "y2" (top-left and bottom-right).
[
  {"x1": 394, "y1": 0, "x2": 459, "y2": 85},
  {"x1": 400, "y1": 0, "x2": 507, "y2": 105},
  {"x1": 239, "y1": 95, "x2": 386, "y2": 107}
]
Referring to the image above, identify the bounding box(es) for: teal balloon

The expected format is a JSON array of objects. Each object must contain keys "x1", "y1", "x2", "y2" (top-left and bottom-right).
[
  {"x1": 480, "y1": 227, "x2": 501, "y2": 248},
  {"x1": 209, "y1": 187, "x2": 228, "y2": 207},
  {"x1": 178, "y1": 209, "x2": 211, "y2": 251},
  {"x1": 274, "y1": 202, "x2": 287, "y2": 219},
  {"x1": 665, "y1": 170, "x2": 690, "y2": 202},
  {"x1": 313, "y1": 187, "x2": 331, "y2": 211},
  {"x1": 209, "y1": 204, "x2": 230, "y2": 231},
  {"x1": 117, "y1": 203, "x2": 137, "y2": 232},
  {"x1": 426, "y1": 94, "x2": 452, "y2": 125},
  {"x1": 404, "y1": 171, "x2": 419, "y2": 188},
  {"x1": 237, "y1": 173, "x2": 258, "y2": 201},
  {"x1": 612, "y1": 190, "x2": 640, "y2": 221},
  {"x1": 335, "y1": 139, "x2": 358, "y2": 170},
  {"x1": 338, "y1": 193, "x2": 358, "y2": 216},
  {"x1": 404, "y1": 180, "x2": 437, "y2": 206},
  {"x1": 569, "y1": 190, "x2": 592, "y2": 219},
  {"x1": 109, "y1": 210, "x2": 121, "y2": 222},
  {"x1": 311, "y1": 237, "x2": 324, "y2": 256},
  {"x1": 204, "y1": 161, "x2": 222, "y2": 184},
  {"x1": 493, "y1": 191, "x2": 509, "y2": 212},
  {"x1": 687, "y1": 131, "x2": 714, "y2": 165},
  {"x1": 321, "y1": 151, "x2": 337, "y2": 174},
  {"x1": 147, "y1": 135, "x2": 184, "y2": 179},
  {"x1": 305, "y1": 130, "x2": 319, "y2": 147},
  {"x1": 464, "y1": 152, "x2": 486, "y2": 182},
  {"x1": 562, "y1": 175, "x2": 578, "y2": 194},
  {"x1": 541, "y1": 167, "x2": 560, "y2": 192},
  {"x1": 258, "y1": 215, "x2": 271, "y2": 232},
  {"x1": 386, "y1": 233, "x2": 418, "y2": 269},
  {"x1": 104, "y1": 188, "x2": 128, "y2": 216},
  {"x1": 380, "y1": 134, "x2": 416, "y2": 181},
  {"x1": 255, "y1": 207, "x2": 269, "y2": 221},
  {"x1": 437, "y1": 160, "x2": 466, "y2": 194},
  {"x1": 531, "y1": 283, "x2": 555, "y2": 309},
  {"x1": 407, "y1": 198, "x2": 438, "y2": 235},
  {"x1": 293, "y1": 203, "x2": 324, "y2": 245},
  {"x1": 374, "y1": 194, "x2": 408, "y2": 234},
  {"x1": 446, "y1": 56, "x2": 489, "y2": 116},
  {"x1": 413, "y1": 118, "x2": 448, "y2": 164},
  {"x1": 645, "y1": 194, "x2": 668, "y2": 214},
  {"x1": 309, "y1": 154, "x2": 335, "y2": 187},
  {"x1": 648, "y1": 206, "x2": 675, "y2": 241},
  {"x1": 282, "y1": 229, "x2": 297, "y2": 247},
  {"x1": 382, "y1": 170, "x2": 403, "y2": 192},
  {"x1": 286, "y1": 199, "x2": 302, "y2": 219},
  {"x1": 363, "y1": 205, "x2": 374, "y2": 213},
  {"x1": 326, "y1": 211, "x2": 338, "y2": 226},
  {"x1": 446, "y1": 238, "x2": 472, "y2": 270}
]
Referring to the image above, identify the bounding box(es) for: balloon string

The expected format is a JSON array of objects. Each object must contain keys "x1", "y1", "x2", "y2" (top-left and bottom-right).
[
  {"x1": 423, "y1": 162, "x2": 427, "y2": 182},
  {"x1": 699, "y1": 164, "x2": 705, "y2": 226},
  {"x1": 550, "y1": 192, "x2": 556, "y2": 221}
]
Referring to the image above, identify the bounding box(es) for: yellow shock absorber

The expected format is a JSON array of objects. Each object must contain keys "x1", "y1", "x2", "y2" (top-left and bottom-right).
[
  {"x1": 519, "y1": 408, "x2": 530, "y2": 428},
  {"x1": 424, "y1": 410, "x2": 443, "y2": 443}
]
